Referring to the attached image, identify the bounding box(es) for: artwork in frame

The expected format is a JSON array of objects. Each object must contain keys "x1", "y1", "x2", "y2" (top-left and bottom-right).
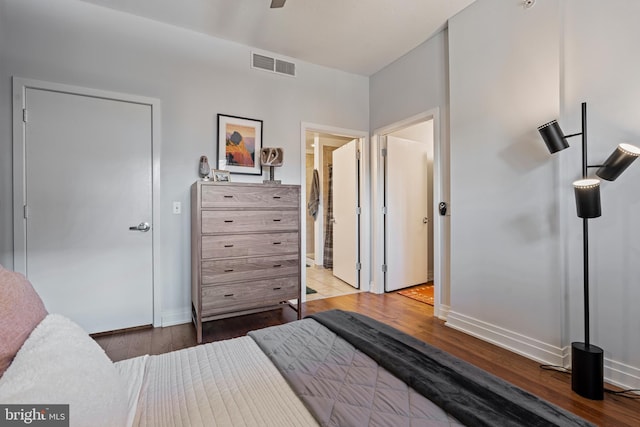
[{"x1": 217, "y1": 114, "x2": 263, "y2": 175}]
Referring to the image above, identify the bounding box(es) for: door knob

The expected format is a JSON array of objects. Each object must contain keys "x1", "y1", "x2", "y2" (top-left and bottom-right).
[{"x1": 129, "y1": 222, "x2": 151, "y2": 232}]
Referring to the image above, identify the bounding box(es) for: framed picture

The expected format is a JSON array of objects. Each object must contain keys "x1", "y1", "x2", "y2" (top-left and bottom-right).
[
  {"x1": 212, "y1": 169, "x2": 231, "y2": 182},
  {"x1": 217, "y1": 114, "x2": 263, "y2": 175}
]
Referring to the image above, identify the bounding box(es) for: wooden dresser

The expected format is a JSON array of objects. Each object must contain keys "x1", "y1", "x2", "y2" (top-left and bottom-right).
[{"x1": 190, "y1": 181, "x2": 301, "y2": 343}]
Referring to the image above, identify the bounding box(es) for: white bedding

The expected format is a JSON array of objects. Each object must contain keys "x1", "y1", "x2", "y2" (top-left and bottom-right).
[
  {"x1": 122, "y1": 336, "x2": 319, "y2": 427},
  {"x1": 115, "y1": 355, "x2": 148, "y2": 427}
]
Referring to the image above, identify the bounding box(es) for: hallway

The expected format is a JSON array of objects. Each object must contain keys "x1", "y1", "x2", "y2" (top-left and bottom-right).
[{"x1": 305, "y1": 264, "x2": 361, "y2": 301}]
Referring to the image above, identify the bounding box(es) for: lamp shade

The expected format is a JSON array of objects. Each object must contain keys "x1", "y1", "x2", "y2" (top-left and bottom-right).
[
  {"x1": 595, "y1": 143, "x2": 640, "y2": 181},
  {"x1": 538, "y1": 120, "x2": 569, "y2": 153},
  {"x1": 573, "y1": 179, "x2": 601, "y2": 218}
]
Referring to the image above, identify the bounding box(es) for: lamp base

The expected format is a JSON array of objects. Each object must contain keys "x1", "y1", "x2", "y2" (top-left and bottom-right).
[{"x1": 571, "y1": 342, "x2": 604, "y2": 400}]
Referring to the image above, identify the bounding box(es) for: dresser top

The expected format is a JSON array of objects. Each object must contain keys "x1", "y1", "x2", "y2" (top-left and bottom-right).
[{"x1": 193, "y1": 180, "x2": 299, "y2": 189}]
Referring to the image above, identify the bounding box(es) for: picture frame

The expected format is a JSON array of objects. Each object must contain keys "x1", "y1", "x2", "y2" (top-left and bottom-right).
[
  {"x1": 217, "y1": 114, "x2": 263, "y2": 175},
  {"x1": 212, "y1": 169, "x2": 231, "y2": 182}
]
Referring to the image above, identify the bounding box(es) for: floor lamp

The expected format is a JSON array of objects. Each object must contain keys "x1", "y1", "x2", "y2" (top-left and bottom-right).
[{"x1": 537, "y1": 102, "x2": 640, "y2": 400}]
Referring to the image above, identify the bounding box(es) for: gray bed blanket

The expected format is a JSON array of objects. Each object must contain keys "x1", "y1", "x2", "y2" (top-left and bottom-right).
[
  {"x1": 306, "y1": 310, "x2": 595, "y2": 427},
  {"x1": 249, "y1": 317, "x2": 463, "y2": 426}
]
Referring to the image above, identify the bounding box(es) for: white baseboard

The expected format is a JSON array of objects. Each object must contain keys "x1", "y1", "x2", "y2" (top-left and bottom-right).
[
  {"x1": 604, "y1": 357, "x2": 640, "y2": 390},
  {"x1": 435, "y1": 303, "x2": 450, "y2": 321},
  {"x1": 446, "y1": 311, "x2": 640, "y2": 390},
  {"x1": 445, "y1": 311, "x2": 565, "y2": 366},
  {"x1": 161, "y1": 309, "x2": 191, "y2": 327}
]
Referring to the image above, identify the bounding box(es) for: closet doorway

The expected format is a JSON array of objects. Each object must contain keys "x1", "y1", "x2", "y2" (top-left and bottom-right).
[
  {"x1": 373, "y1": 109, "x2": 450, "y2": 319},
  {"x1": 301, "y1": 123, "x2": 369, "y2": 302}
]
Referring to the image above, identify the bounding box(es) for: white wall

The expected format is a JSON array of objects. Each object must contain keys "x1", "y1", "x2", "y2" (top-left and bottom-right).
[
  {"x1": 562, "y1": 0, "x2": 640, "y2": 386},
  {"x1": 0, "y1": 0, "x2": 369, "y2": 324},
  {"x1": 447, "y1": 0, "x2": 640, "y2": 388},
  {"x1": 447, "y1": 0, "x2": 565, "y2": 361}
]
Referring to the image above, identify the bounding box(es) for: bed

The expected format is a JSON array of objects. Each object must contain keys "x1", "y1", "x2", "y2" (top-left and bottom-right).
[{"x1": 0, "y1": 266, "x2": 594, "y2": 427}]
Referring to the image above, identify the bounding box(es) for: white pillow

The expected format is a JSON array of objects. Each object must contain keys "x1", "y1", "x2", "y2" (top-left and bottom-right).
[{"x1": 0, "y1": 314, "x2": 128, "y2": 427}]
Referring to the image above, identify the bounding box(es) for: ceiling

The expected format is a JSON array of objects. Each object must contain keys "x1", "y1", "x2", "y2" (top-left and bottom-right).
[{"x1": 79, "y1": 0, "x2": 475, "y2": 76}]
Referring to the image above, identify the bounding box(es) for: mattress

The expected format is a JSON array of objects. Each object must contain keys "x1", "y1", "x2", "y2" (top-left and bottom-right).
[{"x1": 116, "y1": 336, "x2": 318, "y2": 427}]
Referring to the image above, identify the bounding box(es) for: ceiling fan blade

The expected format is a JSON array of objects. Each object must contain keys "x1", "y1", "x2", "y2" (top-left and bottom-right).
[{"x1": 270, "y1": 0, "x2": 286, "y2": 8}]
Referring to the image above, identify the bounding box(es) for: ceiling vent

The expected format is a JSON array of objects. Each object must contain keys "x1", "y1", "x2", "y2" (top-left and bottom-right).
[{"x1": 252, "y1": 52, "x2": 296, "y2": 77}]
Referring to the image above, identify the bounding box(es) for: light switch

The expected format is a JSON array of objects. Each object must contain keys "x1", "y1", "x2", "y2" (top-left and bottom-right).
[{"x1": 173, "y1": 201, "x2": 181, "y2": 214}]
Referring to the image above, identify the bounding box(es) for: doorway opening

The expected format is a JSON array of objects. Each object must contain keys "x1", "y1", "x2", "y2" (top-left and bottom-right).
[
  {"x1": 300, "y1": 123, "x2": 369, "y2": 302},
  {"x1": 373, "y1": 109, "x2": 449, "y2": 319}
]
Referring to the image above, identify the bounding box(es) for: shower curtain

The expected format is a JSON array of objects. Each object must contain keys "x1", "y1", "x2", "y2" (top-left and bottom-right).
[{"x1": 323, "y1": 164, "x2": 333, "y2": 268}]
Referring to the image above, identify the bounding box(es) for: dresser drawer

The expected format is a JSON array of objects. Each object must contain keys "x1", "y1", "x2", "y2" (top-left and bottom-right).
[
  {"x1": 201, "y1": 276, "x2": 298, "y2": 317},
  {"x1": 201, "y1": 185, "x2": 298, "y2": 208},
  {"x1": 202, "y1": 232, "x2": 298, "y2": 259},
  {"x1": 202, "y1": 210, "x2": 298, "y2": 234},
  {"x1": 201, "y1": 254, "x2": 298, "y2": 285}
]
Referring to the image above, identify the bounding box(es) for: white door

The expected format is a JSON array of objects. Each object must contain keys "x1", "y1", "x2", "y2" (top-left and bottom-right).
[
  {"x1": 332, "y1": 139, "x2": 359, "y2": 288},
  {"x1": 385, "y1": 135, "x2": 429, "y2": 291},
  {"x1": 22, "y1": 87, "x2": 153, "y2": 334}
]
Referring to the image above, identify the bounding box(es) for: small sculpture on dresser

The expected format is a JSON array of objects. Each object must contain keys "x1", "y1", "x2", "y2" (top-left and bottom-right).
[
  {"x1": 198, "y1": 155, "x2": 211, "y2": 180},
  {"x1": 261, "y1": 147, "x2": 284, "y2": 184}
]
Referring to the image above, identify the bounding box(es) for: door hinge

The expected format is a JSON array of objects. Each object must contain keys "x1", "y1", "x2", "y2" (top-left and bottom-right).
[
  {"x1": 356, "y1": 262, "x2": 361, "y2": 271},
  {"x1": 381, "y1": 148, "x2": 387, "y2": 157},
  {"x1": 382, "y1": 264, "x2": 387, "y2": 273},
  {"x1": 356, "y1": 149, "x2": 361, "y2": 160},
  {"x1": 356, "y1": 206, "x2": 361, "y2": 215},
  {"x1": 23, "y1": 205, "x2": 28, "y2": 219},
  {"x1": 22, "y1": 108, "x2": 28, "y2": 123},
  {"x1": 382, "y1": 206, "x2": 387, "y2": 215}
]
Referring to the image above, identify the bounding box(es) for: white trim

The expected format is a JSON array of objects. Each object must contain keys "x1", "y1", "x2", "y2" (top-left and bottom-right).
[
  {"x1": 446, "y1": 310, "x2": 566, "y2": 366},
  {"x1": 372, "y1": 109, "x2": 448, "y2": 318},
  {"x1": 11, "y1": 77, "x2": 162, "y2": 328},
  {"x1": 161, "y1": 309, "x2": 191, "y2": 327},
  {"x1": 605, "y1": 357, "x2": 640, "y2": 391},
  {"x1": 447, "y1": 310, "x2": 640, "y2": 391},
  {"x1": 300, "y1": 122, "x2": 371, "y2": 300}
]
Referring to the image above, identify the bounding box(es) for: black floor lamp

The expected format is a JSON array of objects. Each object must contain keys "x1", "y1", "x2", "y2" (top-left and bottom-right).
[{"x1": 537, "y1": 102, "x2": 640, "y2": 400}]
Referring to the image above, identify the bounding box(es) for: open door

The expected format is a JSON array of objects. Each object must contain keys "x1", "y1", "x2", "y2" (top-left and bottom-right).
[
  {"x1": 332, "y1": 139, "x2": 359, "y2": 288},
  {"x1": 385, "y1": 135, "x2": 429, "y2": 291}
]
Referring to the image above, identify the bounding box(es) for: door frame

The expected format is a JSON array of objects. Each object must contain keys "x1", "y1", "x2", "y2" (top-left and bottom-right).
[
  {"x1": 12, "y1": 77, "x2": 163, "y2": 327},
  {"x1": 300, "y1": 122, "x2": 370, "y2": 302},
  {"x1": 372, "y1": 108, "x2": 450, "y2": 320}
]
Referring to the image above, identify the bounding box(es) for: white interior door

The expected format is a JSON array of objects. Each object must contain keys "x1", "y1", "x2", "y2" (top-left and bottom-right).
[
  {"x1": 332, "y1": 139, "x2": 358, "y2": 288},
  {"x1": 386, "y1": 135, "x2": 429, "y2": 291},
  {"x1": 23, "y1": 87, "x2": 153, "y2": 334}
]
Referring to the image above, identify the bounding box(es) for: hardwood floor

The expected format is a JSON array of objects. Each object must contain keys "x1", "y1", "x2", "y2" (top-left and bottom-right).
[{"x1": 94, "y1": 292, "x2": 640, "y2": 427}]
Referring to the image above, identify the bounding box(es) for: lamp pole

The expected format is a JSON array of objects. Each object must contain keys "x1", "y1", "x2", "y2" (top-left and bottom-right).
[{"x1": 581, "y1": 102, "x2": 590, "y2": 348}]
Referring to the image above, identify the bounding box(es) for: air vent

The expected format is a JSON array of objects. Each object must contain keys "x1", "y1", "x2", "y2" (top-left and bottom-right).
[
  {"x1": 252, "y1": 52, "x2": 296, "y2": 77},
  {"x1": 275, "y1": 59, "x2": 296, "y2": 76},
  {"x1": 252, "y1": 53, "x2": 275, "y2": 72}
]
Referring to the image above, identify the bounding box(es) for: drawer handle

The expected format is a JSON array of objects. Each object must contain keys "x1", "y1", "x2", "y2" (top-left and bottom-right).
[
  {"x1": 273, "y1": 219, "x2": 282, "y2": 222},
  {"x1": 224, "y1": 269, "x2": 234, "y2": 272},
  {"x1": 273, "y1": 264, "x2": 282, "y2": 268},
  {"x1": 273, "y1": 196, "x2": 281, "y2": 199},
  {"x1": 273, "y1": 286, "x2": 282, "y2": 290},
  {"x1": 224, "y1": 293, "x2": 234, "y2": 297},
  {"x1": 273, "y1": 242, "x2": 282, "y2": 245},
  {"x1": 224, "y1": 244, "x2": 234, "y2": 248},
  {"x1": 224, "y1": 220, "x2": 234, "y2": 223},
  {"x1": 223, "y1": 195, "x2": 233, "y2": 198}
]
